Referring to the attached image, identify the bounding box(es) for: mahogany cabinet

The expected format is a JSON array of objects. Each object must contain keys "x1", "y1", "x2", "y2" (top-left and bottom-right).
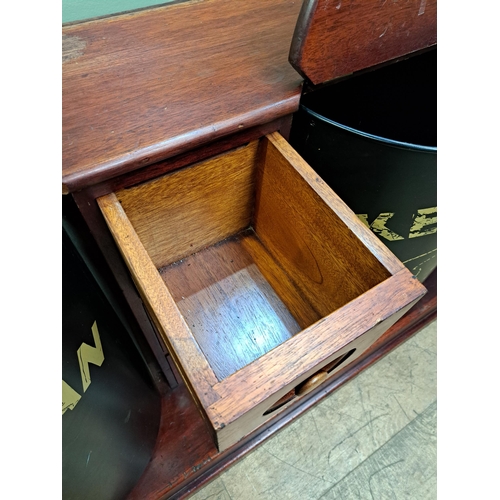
[{"x1": 62, "y1": 0, "x2": 436, "y2": 497}]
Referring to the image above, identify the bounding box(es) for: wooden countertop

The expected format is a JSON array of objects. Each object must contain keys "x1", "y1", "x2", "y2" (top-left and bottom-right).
[{"x1": 62, "y1": 0, "x2": 304, "y2": 193}]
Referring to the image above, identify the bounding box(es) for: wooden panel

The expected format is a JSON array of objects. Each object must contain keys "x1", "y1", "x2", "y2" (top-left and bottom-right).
[
  {"x1": 254, "y1": 133, "x2": 398, "y2": 316},
  {"x1": 80, "y1": 118, "x2": 290, "y2": 200},
  {"x1": 161, "y1": 229, "x2": 301, "y2": 381},
  {"x1": 97, "y1": 192, "x2": 220, "y2": 409},
  {"x1": 239, "y1": 227, "x2": 322, "y2": 329},
  {"x1": 115, "y1": 141, "x2": 259, "y2": 269},
  {"x1": 62, "y1": 0, "x2": 303, "y2": 192},
  {"x1": 263, "y1": 133, "x2": 405, "y2": 273},
  {"x1": 289, "y1": 0, "x2": 437, "y2": 85}
]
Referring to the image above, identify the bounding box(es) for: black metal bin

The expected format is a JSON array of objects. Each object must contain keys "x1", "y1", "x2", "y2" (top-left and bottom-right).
[
  {"x1": 62, "y1": 196, "x2": 161, "y2": 500},
  {"x1": 289, "y1": 48, "x2": 437, "y2": 282}
]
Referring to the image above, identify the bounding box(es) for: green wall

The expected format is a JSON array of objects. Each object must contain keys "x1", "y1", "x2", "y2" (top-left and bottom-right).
[{"x1": 63, "y1": 0, "x2": 176, "y2": 24}]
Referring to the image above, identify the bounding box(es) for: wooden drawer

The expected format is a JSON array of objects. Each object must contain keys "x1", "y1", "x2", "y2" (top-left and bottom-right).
[{"x1": 97, "y1": 132, "x2": 426, "y2": 451}]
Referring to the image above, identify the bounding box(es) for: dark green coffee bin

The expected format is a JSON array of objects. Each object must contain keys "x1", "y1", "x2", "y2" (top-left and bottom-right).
[
  {"x1": 289, "y1": 48, "x2": 436, "y2": 282},
  {"x1": 62, "y1": 196, "x2": 161, "y2": 500}
]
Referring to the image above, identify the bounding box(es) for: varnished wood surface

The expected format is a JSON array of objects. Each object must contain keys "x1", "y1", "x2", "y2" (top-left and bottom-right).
[
  {"x1": 255, "y1": 134, "x2": 394, "y2": 317},
  {"x1": 209, "y1": 268, "x2": 424, "y2": 451},
  {"x1": 62, "y1": 0, "x2": 439, "y2": 484},
  {"x1": 128, "y1": 269, "x2": 436, "y2": 500},
  {"x1": 62, "y1": 0, "x2": 303, "y2": 193},
  {"x1": 98, "y1": 132, "x2": 426, "y2": 451},
  {"x1": 77, "y1": 118, "x2": 291, "y2": 200},
  {"x1": 116, "y1": 141, "x2": 259, "y2": 269},
  {"x1": 263, "y1": 134, "x2": 405, "y2": 276},
  {"x1": 289, "y1": 0, "x2": 437, "y2": 85},
  {"x1": 234, "y1": 225, "x2": 322, "y2": 330},
  {"x1": 161, "y1": 229, "x2": 301, "y2": 381}
]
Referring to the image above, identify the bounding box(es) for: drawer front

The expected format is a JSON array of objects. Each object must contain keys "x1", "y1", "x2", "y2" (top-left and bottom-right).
[{"x1": 98, "y1": 132, "x2": 426, "y2": 451}]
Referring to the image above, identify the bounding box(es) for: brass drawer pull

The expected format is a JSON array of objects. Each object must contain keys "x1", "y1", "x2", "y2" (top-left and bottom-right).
[
  {"x1": 263, "y1": 370, "x2": 327, "y2": 416},
  {"x1": 295, "y1": 370, "x2": 328, "y2": 397},
  {"x1": 263, "y1": 348, "x2": 358, "y2": 415}
]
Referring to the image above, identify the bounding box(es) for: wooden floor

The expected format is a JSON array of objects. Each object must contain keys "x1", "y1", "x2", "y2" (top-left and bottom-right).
[{"x1": 187, "y1": 320, "x2": 437, "y2": 500}]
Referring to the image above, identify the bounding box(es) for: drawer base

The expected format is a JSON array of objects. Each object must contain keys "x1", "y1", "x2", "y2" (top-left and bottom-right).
[{"x1": 160, "y1": 228, "x2": 303, "y2": 381}]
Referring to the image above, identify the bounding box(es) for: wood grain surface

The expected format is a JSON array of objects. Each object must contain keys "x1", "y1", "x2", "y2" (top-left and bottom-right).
[
  {"x1": 289, "y1": 0, "x2": 437, "y2": 85},
  {"x1": 63, "y1": 0, "x2": 439, "y2": 489},
  {"x1": 77, "y1": 118, "x2": 290, "y2": 200},
  {"x1": 254, "y1": 133, "x2": 394, "y2": 316},
  {"x1": 62, "y1": 0, "x2": 303, "y2": 193},
  {"x1": 115, "y1": 141, "x2": 259, "y2": 269},
  {"x1": 262, "y1": 133, "x2": 405, "y2": 276},
  {"x1": 161, "y1": 229, "x2": 301, "y2": 381},
  {"x1": 98, "y1": 132, "x2": 426, "y2": 451}
]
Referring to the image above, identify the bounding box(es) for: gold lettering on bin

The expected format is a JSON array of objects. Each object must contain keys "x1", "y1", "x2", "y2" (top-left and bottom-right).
[
  {"x1": 62, "y1": 321, "x2": 105, "y2": 415},
  {"x1": 408, "y1": 207, "x2": 437, "y2": 238},
  {"x1": 78, "y1": 321, "x2": 105, "y2": 392},
  {"x1": 357, "y1": 213, "x2": 404, "y2": 241},
  {"x1": 357, "y1": 207, "x2": 437, "y2": 240},
  {"x1": 62, "y1": 380, "x2": 81, "y2": 415}
]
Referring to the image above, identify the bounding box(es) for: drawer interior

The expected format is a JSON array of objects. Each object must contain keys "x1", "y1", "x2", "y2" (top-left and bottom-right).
[
  {"x1": 110, "y1": 136, "x2": 392, "y2": 381},
  {"x1": 161, "y1": 228, "x2": 301, "y2": 380}
]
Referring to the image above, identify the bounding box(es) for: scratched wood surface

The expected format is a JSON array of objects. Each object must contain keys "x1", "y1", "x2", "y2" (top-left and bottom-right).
[
  {"x1": 62, "y1": 0, "x2": 303, "y2": 192},
  {"x1": 289, "y1": 0, "x2": 437, "y2": 85}
]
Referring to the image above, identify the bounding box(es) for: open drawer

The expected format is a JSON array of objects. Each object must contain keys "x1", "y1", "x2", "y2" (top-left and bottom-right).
[{"x1": 97, "y1": 132, "x2": 426, "y2": 451}]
